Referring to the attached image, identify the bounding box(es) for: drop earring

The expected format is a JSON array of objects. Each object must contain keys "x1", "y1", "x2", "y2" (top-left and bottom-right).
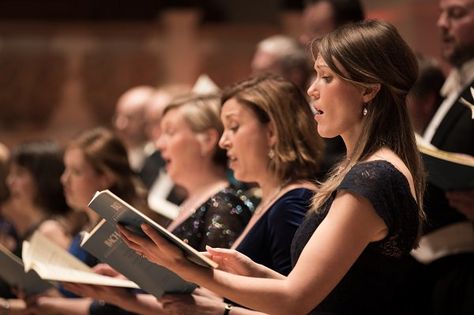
[
  {"x1": 268, "y1": 149, "x2": 275, "y2": 159},
  {"x1": 362, "y1": 106, "x2": 368, "y2": 116}
]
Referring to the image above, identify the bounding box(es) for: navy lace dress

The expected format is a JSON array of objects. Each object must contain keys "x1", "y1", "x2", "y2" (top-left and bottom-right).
[{"x1": 291, "y1": 161, "x2": 420, "y2": 315}]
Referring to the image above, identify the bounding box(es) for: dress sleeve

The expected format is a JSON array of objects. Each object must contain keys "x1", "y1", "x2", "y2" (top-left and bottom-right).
[
  {"x1": 337, "y1": 162, "x2": 419, "y2": 255},
  {"x1": 338, "y1": 163, "x2": 396, "y2": 230},
  {"x1": 198, "y1": 190, "x2": 252, "y2": 251}
]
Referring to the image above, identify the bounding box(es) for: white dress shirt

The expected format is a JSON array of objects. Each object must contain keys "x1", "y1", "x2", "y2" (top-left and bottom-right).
[{"x1": 423, "y1": 59, "x2": 474, "y2": 143}]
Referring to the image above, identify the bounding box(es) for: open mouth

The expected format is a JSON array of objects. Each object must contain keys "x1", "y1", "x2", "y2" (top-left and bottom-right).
[
  {"x1": 227, "y1": 155, "x2": 237, "y2": 167},
  {"x1": 311, "y1": 102, "x2": 323, "y2": 115}
]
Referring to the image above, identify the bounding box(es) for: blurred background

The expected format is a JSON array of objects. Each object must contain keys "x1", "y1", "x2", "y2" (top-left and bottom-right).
[{"x1": 0, "y1": 0, "x2": 443, "y2": 146}]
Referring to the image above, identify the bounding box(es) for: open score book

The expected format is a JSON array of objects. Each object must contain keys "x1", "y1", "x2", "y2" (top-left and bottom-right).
[
  {"x1": 417, "y1": 140, "x2": 474, "y2": 191},
  {"x1": 22, "y1": 231, "x2": 139, "y2": 289},
  {"x1": 0, "y1": 243, "x2": 53, "y2": 295},
  {"x1": 87, "y1": 189, "x2": 218, "y2": 269},
  {"x1": 80, "y1": 219, "x2": 196, "y2": 298}
]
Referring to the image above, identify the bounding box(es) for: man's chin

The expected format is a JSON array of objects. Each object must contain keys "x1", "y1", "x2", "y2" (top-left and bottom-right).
[
  {"x1": 441, "y1": 44, "x2": 455, "y2": 60},
  {"x1": 444, "y1": 44, "x2": 474, "y2": 67}
]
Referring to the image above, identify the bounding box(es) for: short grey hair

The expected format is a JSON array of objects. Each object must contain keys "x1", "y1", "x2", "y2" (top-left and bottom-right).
[{"x1": 257, "y1": 35, "x2": 307, "y2": 63}]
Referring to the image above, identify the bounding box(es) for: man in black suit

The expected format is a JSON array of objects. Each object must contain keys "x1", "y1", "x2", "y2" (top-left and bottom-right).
[{"x1": 411, "y1": 1, "x2": 474, "y2": 314}]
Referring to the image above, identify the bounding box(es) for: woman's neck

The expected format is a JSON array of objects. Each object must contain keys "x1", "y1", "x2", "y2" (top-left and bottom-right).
[
  {"x1": 342, "y1": 136, "x2": 355, "y2": 159},
  {"x1": 167, "y1": 168, "x2": 228, "y2": 232},
  {"x1": 181, "y1": 165, "x2": 228, "y2": 198},
  {"x1": 14, "y1": 206, "x2": 48, "y2": 238},
  {"x1": 84, "y1": 208, "x2": 101, "y2": 231},
  {"x1": 257, "y1": 174, "x2": 284, "y2": 200},
  {"x1": 342, "y1": 122, "x2": 363, "y2": 158}
]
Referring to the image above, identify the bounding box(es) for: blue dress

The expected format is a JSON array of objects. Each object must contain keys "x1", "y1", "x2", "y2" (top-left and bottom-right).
[
  {"x1": 59, "y1": 234, "x2": 99, "y2": 298},
  {"x1": 237, "y1": 188, "x2": 313, "y2": 275}
]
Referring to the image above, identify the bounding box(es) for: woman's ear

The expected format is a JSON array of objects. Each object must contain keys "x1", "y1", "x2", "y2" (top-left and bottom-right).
[
  {"x1": 196, "y1": 129, "x2": 219, "y2": 157},
  {"x1": 362, "y1": 83, "x2": 381, "y2": 103},
  {"x1": 266, "y1": 122, "x2": 277, "y2": 148}
]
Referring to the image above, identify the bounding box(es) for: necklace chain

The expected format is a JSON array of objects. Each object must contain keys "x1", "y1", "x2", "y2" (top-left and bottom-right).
[{"x1": 254, "y1": 186, "x2": 283, "y2": 216}]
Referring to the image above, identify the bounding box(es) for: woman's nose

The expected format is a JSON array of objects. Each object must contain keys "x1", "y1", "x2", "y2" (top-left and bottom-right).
[
  {"x1": 307, "y1": 82, "x2": 320, "y2": 100},
  {"x1": 218, "y1": 132, "x2": 230, "y2": 149}
]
